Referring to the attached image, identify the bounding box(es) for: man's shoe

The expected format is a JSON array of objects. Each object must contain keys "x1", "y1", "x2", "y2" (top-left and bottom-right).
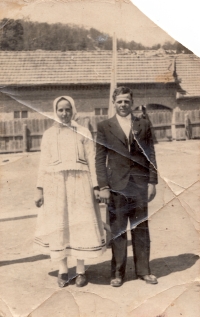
[
  {"x1": 110, "y1": 277, "x2": 123, "y2": 287},
  {"x1": 57, "y1": 273, "x2": 69, "y2": 288},
  {"x1": 76, "y1": 274, "x2": 87, "y2": 287},
  {"x1": 138, "y1": 274, "x2": 158, "y2": 284}
]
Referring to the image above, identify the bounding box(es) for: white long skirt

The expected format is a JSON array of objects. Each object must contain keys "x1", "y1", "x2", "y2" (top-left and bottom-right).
[{"x1": 34, "y1": 170, "x2": 106, "y2": 261}]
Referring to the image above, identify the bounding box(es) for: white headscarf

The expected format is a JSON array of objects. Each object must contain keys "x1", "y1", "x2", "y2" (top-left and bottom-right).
[{"x1": 53, "y1": 96, "x2": 78, "y2": 125}]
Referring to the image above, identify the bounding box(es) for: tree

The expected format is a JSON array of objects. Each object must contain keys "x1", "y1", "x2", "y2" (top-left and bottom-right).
[
  {"x1": 151, "y1": 43, "x2": 161, "y2": 50},
  {"x1": 162, "y1": 41, "x2": 176, "y2": 50},
  {"x1": 0, "y1": 19, "x2": 24, "y2": 50},
  {"x1": 1, "y1": 18, "x2": 186, "y2": 52},
  {"x1": 176, "y1": 41, "x2": 193, "y2": 54}
]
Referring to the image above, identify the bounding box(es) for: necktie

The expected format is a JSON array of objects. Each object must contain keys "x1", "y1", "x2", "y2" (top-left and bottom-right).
[{"x1": 129, "y1": 123, "x2": 136, "y2": 152}]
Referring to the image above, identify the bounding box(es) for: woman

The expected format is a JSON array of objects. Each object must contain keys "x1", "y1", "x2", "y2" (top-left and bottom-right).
[{"x1": 34, "y1": 96, "x2": 106, "y2": 288}]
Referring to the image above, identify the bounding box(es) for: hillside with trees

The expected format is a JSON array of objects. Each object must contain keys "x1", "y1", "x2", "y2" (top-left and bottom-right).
[{"x1": 0, "y1": 18, "x2": 193, "y2": 53}]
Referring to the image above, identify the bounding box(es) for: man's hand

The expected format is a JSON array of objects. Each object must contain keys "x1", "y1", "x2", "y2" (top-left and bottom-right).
[
  {"x1": 35, "y1": 187, "x2": 44, "y2": 208},
  {"x1": 99, "y1": 188, "x2": 111, "y2": 204},
  {"x1": 94, "y1": 189, "x2": 100, "y2": 202},
  {"x1": 148, "y1": 184, "x2": 156, "y2": 202}
]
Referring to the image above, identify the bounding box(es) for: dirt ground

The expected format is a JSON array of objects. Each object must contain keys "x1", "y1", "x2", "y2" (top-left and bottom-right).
[{"x1": 0, "y1": 140, "x2": 199, "y2": 317}]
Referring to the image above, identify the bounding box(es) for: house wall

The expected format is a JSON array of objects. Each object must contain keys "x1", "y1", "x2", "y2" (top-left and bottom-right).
[
  {"x1": 0, "y1": 86, "x2": 109, "y2": 118},
  {"x1": 176, "y1": 98, "x2": 200, "y2": 110},
  {"x1": 1, "y1": 84, "x2": 199, "y2": 121},
  {"x1": 128, "y1": 84, "x2": 177, "y2": 110},
  {"x1": 0, "y1": 91, "x2": 31, "y2": 121}
]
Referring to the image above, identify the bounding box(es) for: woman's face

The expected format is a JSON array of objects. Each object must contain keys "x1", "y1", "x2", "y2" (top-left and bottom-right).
[{"x1": 56, "y1": 99, "x2": 73, "y2": 124}]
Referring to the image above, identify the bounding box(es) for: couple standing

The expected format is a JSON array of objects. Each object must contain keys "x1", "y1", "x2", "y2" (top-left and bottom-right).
[{"x1": 34, "y1": 86, "x2": 158, "y2": 288}]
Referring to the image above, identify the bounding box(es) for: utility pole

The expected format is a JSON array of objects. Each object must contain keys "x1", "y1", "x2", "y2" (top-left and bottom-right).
[
  {"x1": 100, "y1": 33, "x2": 117, "y2": 243},
  {"x1": 108, "y1": 33, "x2": 117, "y2": 118}
]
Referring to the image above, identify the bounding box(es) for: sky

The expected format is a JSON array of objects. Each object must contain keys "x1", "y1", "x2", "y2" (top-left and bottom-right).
[
  {"x1": 132, "y1": 0, "x2": 200, "y2": 56},
  {"x1": 0, "y1": 0, "x2": 175, "y2": 47}
]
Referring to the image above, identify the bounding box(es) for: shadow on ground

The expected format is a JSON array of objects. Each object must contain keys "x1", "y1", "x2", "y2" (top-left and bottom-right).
[
  {"x1": 0, "y1": 254, "x2": 49, "y2": 266},
  {"x1": 48, "y1": 253, "x2": 199, "y2": 285},
  {"x1": 1, "y1": 253, "x2": 198, "y2": 285}
]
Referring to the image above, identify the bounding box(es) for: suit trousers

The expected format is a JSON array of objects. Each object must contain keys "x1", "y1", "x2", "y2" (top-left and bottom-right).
[{"x1": 108, "y1": 175, "x2": 151, "y2": 278}]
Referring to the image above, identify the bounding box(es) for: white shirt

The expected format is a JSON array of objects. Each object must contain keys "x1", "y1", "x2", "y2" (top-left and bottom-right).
[{"x1": 116, "y1": 113, "x2": 132, "y2": 139}]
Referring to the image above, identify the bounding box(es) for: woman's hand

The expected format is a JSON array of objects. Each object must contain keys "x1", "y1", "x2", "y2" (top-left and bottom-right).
[{"x1": 35, "y1": 187, "x2": 44, "y2": 208}]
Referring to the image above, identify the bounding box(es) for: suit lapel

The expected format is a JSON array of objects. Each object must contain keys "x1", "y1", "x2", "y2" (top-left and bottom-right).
[
  {"x1": 131, "y1": 115, "x2": 142, "y2": 139},
  {"x1": 109, "y1": 115, "x2": 128, "y2": 146},
  {"x1": 108, "y1": 114, "x2": 144, "y2": 148}
]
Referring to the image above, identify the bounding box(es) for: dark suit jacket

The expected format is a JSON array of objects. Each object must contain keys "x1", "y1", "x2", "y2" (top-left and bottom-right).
[{"x1": 95, "y1": 114, "x2": 158, "y2": 191}]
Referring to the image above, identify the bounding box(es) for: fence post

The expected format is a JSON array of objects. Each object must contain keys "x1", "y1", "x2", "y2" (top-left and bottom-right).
[
  {"x1": 171, "y1": 107, "x2": 179, "y2": 141},
  {"x1": 184, "y1": 113, "x2": 192, "y2": 140},
  {"x1": 22, "y1": 123, "x2": 28, "y2": 152}
]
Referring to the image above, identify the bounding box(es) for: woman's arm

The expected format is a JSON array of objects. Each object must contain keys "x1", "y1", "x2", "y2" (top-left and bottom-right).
[
  {"x1": 35, "y1": 131, "x2": 50, "y2": 207},
  {"x1": 82, "y1": 128, "x2": 99, "y2": 188}
]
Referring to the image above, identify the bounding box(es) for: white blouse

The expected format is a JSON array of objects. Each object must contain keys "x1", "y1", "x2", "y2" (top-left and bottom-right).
[{"x1": 37, "y1": 122, "x2": 98, "y2": 188}]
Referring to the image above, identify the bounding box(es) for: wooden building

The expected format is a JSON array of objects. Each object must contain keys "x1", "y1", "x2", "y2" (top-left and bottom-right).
[
  {"x1": 0, "y1": 51, "x2": 176, "y2": 115},
  {"x1": 0, "y1": 51, "x2": 200, "y2": 152}
]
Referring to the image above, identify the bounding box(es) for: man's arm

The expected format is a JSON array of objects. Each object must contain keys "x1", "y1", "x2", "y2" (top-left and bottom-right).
[
  {"x1": 95, "y1": 122, "x2": 111, "y2": 204},
  {"x1": 95, "y1": 122, "x2": 109, "y2": 188},
  {"x1": 146, "y1": 122, "x2": 158, "y2": 202},
  {"x1": 146, "y1": 122, "x2": 158, "y2": 185}
]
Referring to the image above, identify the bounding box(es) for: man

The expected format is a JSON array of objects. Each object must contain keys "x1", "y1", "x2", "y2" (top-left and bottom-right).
[{"x1": 95, "y1": 86, "x2": 158, "y2": 287}]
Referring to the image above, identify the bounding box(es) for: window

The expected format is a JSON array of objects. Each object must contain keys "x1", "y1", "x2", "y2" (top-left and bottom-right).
[
  {"x1": 95, "y1": 108, "x2": 101, "y2": 115},
  {"x1": 102, "y1": 108, "x2": 108, "y2": 115},
  {"x1": 22, "y1": 111, "x2": 28, "y2": 118},
  {"x1": 95, "y1": 108, "x2": 108, "y2": 115},
  {"x1": 14, "y1": 111, "x2": 28, "y2": 119},
  {"x1": 14, "y1": 111, "x2": 20, "y2": 119}
]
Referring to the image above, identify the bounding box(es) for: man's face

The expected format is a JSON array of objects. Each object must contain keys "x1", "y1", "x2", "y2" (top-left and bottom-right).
[{"x1": 114, "y1": 93, "x2": 133, "y2": 117}]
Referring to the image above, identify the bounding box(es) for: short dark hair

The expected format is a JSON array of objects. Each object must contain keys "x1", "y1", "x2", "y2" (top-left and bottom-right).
[{"x1": 112, "y1": 86, "x2": 133, "y2": 102}]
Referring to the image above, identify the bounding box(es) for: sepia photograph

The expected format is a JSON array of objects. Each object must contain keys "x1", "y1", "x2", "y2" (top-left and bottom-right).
[{"x1": 0, "y1": 1, "x2": 199, "y2": 316}]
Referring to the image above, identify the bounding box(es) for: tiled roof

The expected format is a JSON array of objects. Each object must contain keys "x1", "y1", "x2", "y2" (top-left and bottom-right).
[
  {"x1": 176, "y1": 54, "x2": 200, "y2": 98},
  {"x1": 0, "y1": 51, "x2": 175, "y2": 86}
]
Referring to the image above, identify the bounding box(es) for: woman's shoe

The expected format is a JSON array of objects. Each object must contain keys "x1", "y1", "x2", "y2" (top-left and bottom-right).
[
  {"x1": 57, "y1": 273, "x2": 69, "y2": 288},
  {"x1": 76, "y1": 274, "x2": 87, "y2": 287}
]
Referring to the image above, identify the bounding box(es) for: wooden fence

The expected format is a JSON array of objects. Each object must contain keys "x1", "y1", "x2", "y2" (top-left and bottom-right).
[
  {"x1": 175, "y1": 110, "x2": 200, "y2": 140},
  {"x1": 0, "y1": 118, "x2": 53, "y2": 153},
  {"x1": 147, "y1": 111, "x2": 172, "y2": 142},
  {"x1": 89, "y1": 112, "x2": 173, "y2": 142},
  {"x1": 0, "y1": 117, "x2": 90, "y2": 153},
  {"x1": 0, "y1": 110, "x2": 200, "y2": 154}
]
